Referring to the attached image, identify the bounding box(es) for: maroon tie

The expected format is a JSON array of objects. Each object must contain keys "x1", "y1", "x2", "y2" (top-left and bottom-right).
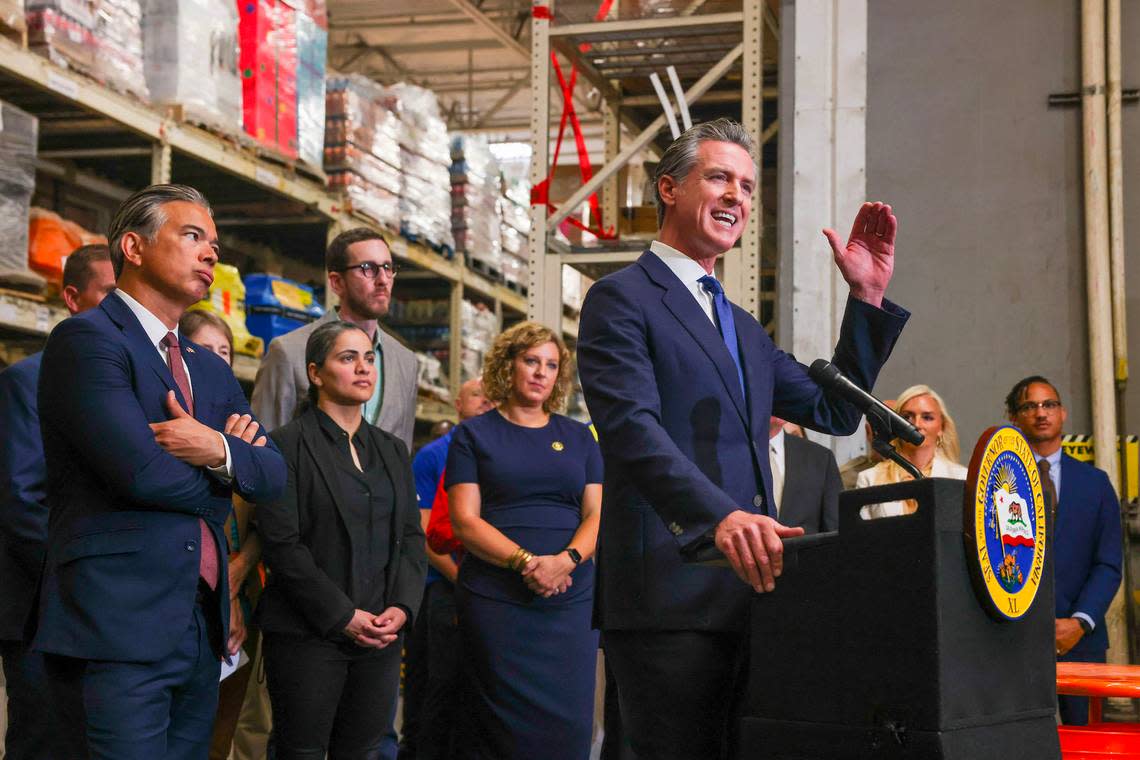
[{"x1": 162, "y1": 332, "x2": 219, "y2": 591}]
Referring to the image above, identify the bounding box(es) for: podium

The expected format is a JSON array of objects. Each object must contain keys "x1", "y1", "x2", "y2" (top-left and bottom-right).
[{"x1": 737, "y1": 477, "x2": 1060, "y2": 759}]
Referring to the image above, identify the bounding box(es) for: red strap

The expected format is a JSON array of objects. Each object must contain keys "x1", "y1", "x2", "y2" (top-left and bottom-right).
[{"x1": 527, "y1": 0, "x2": 617, "y2": 240}]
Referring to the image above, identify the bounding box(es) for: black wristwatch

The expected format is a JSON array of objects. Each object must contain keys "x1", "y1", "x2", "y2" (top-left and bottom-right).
[
  {"x1": 565, "y1": 547, "x2": 582, "y2": 566},
  {"x1": 1074, "y1": 616, "x2": 1093, "y2": 635}
]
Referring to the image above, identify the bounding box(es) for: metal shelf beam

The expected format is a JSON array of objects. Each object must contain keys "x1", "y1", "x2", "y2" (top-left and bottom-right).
[{"x1": 549, "y1": 11, "x2": 743, "y2": 39}]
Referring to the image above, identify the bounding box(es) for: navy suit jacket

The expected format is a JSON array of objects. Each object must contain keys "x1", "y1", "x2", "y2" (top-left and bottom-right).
[
  {"x1": 34, "y1": 293, "x2": 286, "y2": 663},
  {"x1": 577, "y1": 252, "x2": 908, "y2": 632},
  {"x1": 0, "y1": 353, "x2": 46, "y2": 642},
  {"x1": 1055, "y1": 453, "x2": 1122, "y2": 659}
]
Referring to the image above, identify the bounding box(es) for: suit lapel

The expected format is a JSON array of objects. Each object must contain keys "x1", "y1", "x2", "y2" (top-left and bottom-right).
[
  {"x1": 101, "y1": 295, "x2": 182, "y2": 404},
  {"x1": 374, "y1": 328, "x2": 402, "y2": 427},
  {"x1": 640, "y1": 253, "x2": 748, "y2": 424},
  {"x1": 299, "y1": 413, "x2": 354, "y2": 548},
  {"x1": 180, "y1": 339, "x2": 210, "y2": 421}
]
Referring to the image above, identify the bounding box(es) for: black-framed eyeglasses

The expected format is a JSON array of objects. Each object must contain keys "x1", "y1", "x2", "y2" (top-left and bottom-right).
[
  {"x1": 1016, "y1": 400, "x2": 1063, "y2": 414},
  {"x1": 340, "y1": 262, "x2": 400, "y2": 279}
]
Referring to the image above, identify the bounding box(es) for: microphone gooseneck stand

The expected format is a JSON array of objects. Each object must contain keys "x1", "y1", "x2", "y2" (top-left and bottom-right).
[{"x1": 871, "y1": 434, "x2": 924, "y2": 481}]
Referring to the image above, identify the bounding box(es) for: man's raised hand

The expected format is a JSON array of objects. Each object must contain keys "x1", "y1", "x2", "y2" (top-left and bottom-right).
[{"x1": 822, "y1": 201, "x2": 897, "y2": 308}]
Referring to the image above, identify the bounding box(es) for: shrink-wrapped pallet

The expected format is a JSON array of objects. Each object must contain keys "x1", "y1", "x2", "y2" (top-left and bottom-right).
[
  {"x1": 0, "y1": 100, "x2": 42, "y2": 290},
  {"x1": 143, "y1": 0, "x2": 240, "y2": 133}
]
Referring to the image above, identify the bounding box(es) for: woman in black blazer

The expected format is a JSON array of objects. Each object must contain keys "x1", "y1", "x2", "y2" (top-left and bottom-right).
[{"x1": 256, "y1": 321, "x2": 427, "y2": 759}]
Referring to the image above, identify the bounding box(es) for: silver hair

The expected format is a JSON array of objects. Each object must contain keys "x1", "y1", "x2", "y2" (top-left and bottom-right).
[
  {"x1": 652, "y1": 118, "x2": 757, "y2": 227},
  {"x1": 106, "y1": 184, "x2": 212, "y2": 277}
]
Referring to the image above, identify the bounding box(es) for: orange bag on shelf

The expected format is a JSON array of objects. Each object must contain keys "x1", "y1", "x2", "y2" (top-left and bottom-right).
[{"x1": 27, "y1": 207, "x2": 106, "y2": 284}]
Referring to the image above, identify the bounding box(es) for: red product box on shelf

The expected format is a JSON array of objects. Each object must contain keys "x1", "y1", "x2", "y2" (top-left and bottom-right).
[{"x1": 238, "y1": 0, "x2": 297, "y2": 158}]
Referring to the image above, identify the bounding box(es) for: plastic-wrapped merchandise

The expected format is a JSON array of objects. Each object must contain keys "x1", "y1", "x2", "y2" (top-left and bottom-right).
[
  {"x1": 0, "y1": 101, "x2": 43, "y2": 290},
  {"x1": 325, "y1": 75, "x2": 403, "y2": 226},
  {"x1": 93, "y1": 0, "x2": 147, "y2": 100},
  {"x1": 142, "y1": 0, "x2": 240, "y2": 133},
  {"x1": 27, "y1": 3, "x2": 97, "y2": 75},
  {"x1": 27, "y1": 207, "x2": 106, "y2": 284},
  {"x1": 0, "y1": 0, "x2": 25, "y2": 39},
  {"x1": 294, "y1": 0, "x2": 326, "y2": 170},
  {"x1": 325, "y1": 76, "x2": 402, "y2": 168},
  {"x1": 328, "y1": 172, "x2": 399, "y2": 228},
  {"x1": 459, "y1": 299, "x2": 500, "y2": 382},
  {"x1": 238, "y1": 0, "x2": 298, "y2": 158},
  {"x1": 188, "y1": 263, "x2": 264, "y2": 357},
  {"x1": 451, "y1": 135, "x2": 502, "y2": 273},
  {"x1": 500, "y1": 253, "x2": 525, "y2": 288},
  {"x1": 384, "y1": 83, "x2": 453, "y2": 253}
]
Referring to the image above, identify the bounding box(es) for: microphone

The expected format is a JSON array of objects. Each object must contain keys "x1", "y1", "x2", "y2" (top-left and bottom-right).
[{"x1": 807, "y1": 359, "x2": 924, "y2": 446}]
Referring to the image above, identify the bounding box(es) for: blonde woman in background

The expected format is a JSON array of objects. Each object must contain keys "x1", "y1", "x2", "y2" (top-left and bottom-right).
[{"x1": 856, "y1": 384, "x2": 966, "y2": 518}]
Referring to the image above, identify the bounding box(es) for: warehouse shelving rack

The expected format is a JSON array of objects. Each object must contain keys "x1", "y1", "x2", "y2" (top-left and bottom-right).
[
  {"x1": 526, "y1": 1, "x2": 779, "y2": 336},
  {"x1": 0, "y1": 35, "x2": 575, "y2": 416}
]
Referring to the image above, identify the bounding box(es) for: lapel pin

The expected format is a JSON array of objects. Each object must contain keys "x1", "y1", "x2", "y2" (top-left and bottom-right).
[
  {"x1": 185, "y1": 346, "x2": 195, "y2": 353},
  {"x1": 552, "y1": 441, "x2": 564, "y2": 452}
]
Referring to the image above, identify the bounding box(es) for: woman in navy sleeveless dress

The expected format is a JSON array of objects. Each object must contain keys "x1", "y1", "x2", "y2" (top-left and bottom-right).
[{"x1": 446, "y1": 321, "x2": 602, "y2": 760}]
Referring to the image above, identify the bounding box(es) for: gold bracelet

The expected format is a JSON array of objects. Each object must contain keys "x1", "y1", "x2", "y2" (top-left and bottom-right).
[
  {"x1": 517, "y1": 550, "x2": 535, "y2": 573},
  {"x1": 506, "y1": 547, "x2": 525, "y2": 571}
]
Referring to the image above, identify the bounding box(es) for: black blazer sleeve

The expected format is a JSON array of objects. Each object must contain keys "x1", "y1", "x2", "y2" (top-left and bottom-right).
[{"x1": 257, "y1": 427, "x2": 355, "y2": 637}]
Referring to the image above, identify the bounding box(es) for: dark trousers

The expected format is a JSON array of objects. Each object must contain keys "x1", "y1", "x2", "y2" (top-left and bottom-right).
[
  {"x1": 599, "y1": 647, "x2": 634, "y2": 760},
  {"x1": 603, "y1": 630, "x2": 745, "y2": 760},
  {"x1": 263, "y1": 631, "x2": 402, "y2": 760},
  {"x1": 43, "y1": 600, "x2": 222, "y2": 760},
  {"x1": 416, "y1": 580, "x2": 462, "y2": 760},
  {"x1": 397, "y1": 585, "x2": 430, "y2": 759},
  {"x1": 1, "y1": 638, "x2": 85, "y2": 760}
]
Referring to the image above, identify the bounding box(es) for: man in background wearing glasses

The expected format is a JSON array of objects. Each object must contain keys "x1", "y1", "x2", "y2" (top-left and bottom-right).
[
  {"x1": 1005, "y1": 375, "x2": 1122, "y2": 726},
  {"x1": 251, "y1": 228, "x2": 417, "y2": 448}
]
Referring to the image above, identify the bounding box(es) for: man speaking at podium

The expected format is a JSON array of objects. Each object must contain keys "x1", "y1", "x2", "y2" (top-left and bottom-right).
[{"x1": 577, "y1": 119, "x2": 909, "y2": 759}]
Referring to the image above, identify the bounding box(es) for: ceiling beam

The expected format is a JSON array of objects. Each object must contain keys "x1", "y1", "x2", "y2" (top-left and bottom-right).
[{"x1": 476, "y1": 77, "x2": 529, "y2": 127}]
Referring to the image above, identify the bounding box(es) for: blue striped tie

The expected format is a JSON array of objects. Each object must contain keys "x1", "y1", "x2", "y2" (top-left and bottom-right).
[{"x1": 698, "y1": 275, "x2": 746, "y2": 396}]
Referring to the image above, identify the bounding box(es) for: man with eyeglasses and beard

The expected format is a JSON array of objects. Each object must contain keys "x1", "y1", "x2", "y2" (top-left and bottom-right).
[
  {"x1": 252, "y1": 228, "x2": 418, "y2": 448},
  {"x1": 1005, "y1": 375, "x2": 1122, "y2": 726}
]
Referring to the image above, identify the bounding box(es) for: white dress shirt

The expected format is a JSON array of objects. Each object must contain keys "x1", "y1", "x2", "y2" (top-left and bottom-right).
[
  {"x1": 649, "y1": 240, "x2": 717, "y2": 326},
  {"x1": 768, "y1": 428, "x2": 785, "y2": 516},
  {"x1": 113, "y1": 289, "x2": 233, "y2": 478}
]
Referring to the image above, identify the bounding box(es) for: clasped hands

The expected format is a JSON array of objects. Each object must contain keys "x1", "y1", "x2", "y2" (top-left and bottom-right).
[
  {"x1": 344, "y1": 607, "x2": 407, "y2": 649},
  {"x1": 521, "y1": 554, "x2": 575, "y2": 598},
  {"x1": 149, "y1": 390, "x2": 267, "y2": 466},
  {"x1": 715, "y1": 510, "x2": 804, "y2": 594}
]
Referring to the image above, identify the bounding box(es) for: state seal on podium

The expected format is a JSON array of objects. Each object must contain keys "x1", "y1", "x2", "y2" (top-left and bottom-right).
[{"x1": 963, "y1": 425, "x2": 1048, "y2": 621}]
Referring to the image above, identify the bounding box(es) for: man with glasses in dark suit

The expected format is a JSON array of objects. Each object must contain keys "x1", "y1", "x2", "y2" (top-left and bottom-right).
[{"x1": 1006, "y1": 375, "x2": 1122, "y2": 726}]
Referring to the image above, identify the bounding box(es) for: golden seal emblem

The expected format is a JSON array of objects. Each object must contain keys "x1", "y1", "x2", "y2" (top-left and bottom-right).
[
  {"x1": 551, "y1": 441, "x2": 564, "y2": 452},
  {"x1": 963, "y1": 426, "x2": 1047, "y2": 621}
]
